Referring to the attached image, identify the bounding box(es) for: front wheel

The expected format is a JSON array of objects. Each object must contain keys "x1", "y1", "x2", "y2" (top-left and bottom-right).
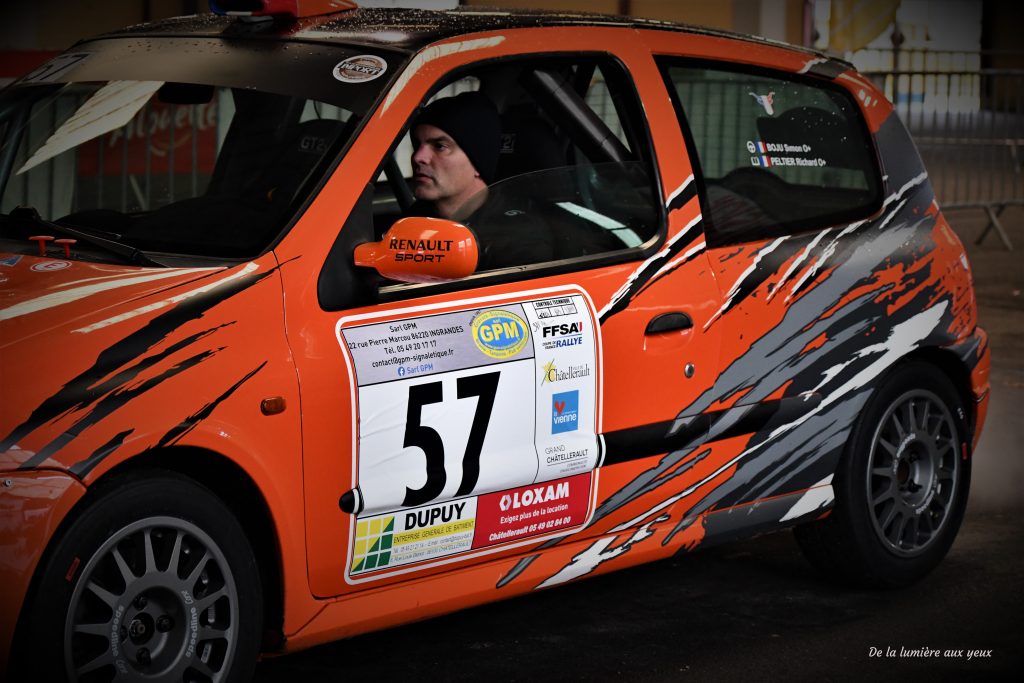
[
  {"x1": 795, "y1": 361, "x2": 971, "y2": 587},
  {"x1": 17, "y1": 471, "x2": 262, "y2": 682}
]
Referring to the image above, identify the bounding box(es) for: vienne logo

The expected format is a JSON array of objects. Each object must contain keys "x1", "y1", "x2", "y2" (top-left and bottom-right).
[
  {"x1": 472, "y1": 309, "x2": 529, "y2": 359},
  {"x1": 551, "y1": 390, "x2": 579, "y2": 434}
]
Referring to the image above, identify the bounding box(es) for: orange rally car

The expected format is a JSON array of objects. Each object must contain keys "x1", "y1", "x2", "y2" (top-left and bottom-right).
[{"x1": 0, "y1": 1, "x2": 990, "y2": 680}]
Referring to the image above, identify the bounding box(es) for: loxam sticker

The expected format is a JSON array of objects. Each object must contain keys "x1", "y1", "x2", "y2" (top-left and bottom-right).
[
  {"x1": 333, "y1": 55, "x2": 388, "y2": 83},
  {"x1": 337, "y1": 291, "x2": 601, "y2": 580}
]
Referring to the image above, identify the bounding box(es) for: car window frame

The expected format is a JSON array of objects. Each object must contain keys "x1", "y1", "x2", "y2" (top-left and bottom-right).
[
  {"x1": 363, "y1": 50, "x2": 668, "y2": 304},
  {"x1": 656, "y1": 56, "x2": 886, "y2": 248}
]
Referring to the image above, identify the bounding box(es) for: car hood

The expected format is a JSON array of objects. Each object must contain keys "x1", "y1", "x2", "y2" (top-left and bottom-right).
[
  {"x1": 0, "y1": 254, "x2": 223, "y2": 345},
  {"x1": 0, "y1": 254, "x2": 232, "y2": 471}
]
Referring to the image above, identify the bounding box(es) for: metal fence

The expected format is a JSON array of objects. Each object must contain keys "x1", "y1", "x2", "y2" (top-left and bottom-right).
[{"x1": 863, "y1": 65, "x2": 1024, "y2": 249}]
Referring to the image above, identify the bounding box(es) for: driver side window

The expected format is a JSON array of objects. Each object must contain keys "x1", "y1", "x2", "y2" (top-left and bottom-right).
[{"x1": 373, "y1": 56, "x2": 661, "y2": 279}]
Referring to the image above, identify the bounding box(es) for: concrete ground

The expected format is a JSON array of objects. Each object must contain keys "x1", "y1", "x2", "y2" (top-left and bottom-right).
[{"x1": 255, "y1": 206, "x2": 1024, "y2": 682}]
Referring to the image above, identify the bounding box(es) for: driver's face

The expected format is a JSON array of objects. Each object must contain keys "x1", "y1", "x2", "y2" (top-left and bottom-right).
[{"x1": 410, "y1": 123, "x2": 482, "y2": 211}]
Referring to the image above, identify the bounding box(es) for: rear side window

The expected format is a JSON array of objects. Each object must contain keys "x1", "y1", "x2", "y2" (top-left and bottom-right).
[{"x1": 660, "y1": 62, "x2": 882, "y2": 246}]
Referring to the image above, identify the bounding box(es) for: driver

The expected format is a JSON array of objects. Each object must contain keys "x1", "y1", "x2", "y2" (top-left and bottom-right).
[{"x1": 407, "y1": 91, "x2": 553, "y2": 270}]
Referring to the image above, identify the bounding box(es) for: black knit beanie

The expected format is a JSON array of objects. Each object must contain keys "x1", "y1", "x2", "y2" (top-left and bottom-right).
[{"x1": 411, "y1": 91, "x2": 501, "y2": 183}]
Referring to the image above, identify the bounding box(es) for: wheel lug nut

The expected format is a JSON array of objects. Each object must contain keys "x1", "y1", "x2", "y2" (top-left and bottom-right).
[
  {"x1": 156, "y1": 616, "x2": 173, "y2": 632},
  {"x1": 134, "y1": 595, "x2": 148, "y2": 609},
  {"x1": 137, "y1": 648, "x2": 151, "y2": 666}
]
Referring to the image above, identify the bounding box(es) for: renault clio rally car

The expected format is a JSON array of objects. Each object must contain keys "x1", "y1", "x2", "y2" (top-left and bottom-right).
[{"x1": 0, "y1": 1, "x2": 990, "y2": 680}]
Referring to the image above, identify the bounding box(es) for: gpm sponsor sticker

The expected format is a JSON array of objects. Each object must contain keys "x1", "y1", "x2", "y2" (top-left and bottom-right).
[{"x1": 471, "y1": 310, "x2": 529, "y2": 359}]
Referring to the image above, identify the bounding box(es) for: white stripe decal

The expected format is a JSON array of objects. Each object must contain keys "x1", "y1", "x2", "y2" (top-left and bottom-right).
[
  {"x1": 878, "y1": 198, "x2": 909, "y2": 231},
  {"x1": 597, "y1": 212, "x2": 702, "y2": 320},
  {"x1": 767, "y1": 228, "x2": 831, "y2": 303},
  {"x1": 703, "y1": 235, "x2": 788, "y2": 330},
  {"x1": 798, "y1": 57, "x2": 828, "y2": 74},
  {"x1": 780, "y1": 475, "x2": 834, "y2": 521},
  {"x1": 538, "y1": 515, "x2": 666, "y2": 588},
  {"x1": 73, "y1": 263, "x2": 259, "y2": 333},
  {"x1": 647, "y1": 239, "x2": 707, "y2": 285},
  {"x1": 0, "y1": 268, "x2": 214, "y2": 322},
  {"x1": 47, "y1": 271, "x2": 175, "y2": 289},
  {"x1": 382, "y1": 37, "x2": 506, "y2": 113},
  {"x1": 786, "y1": 223, "x2": 861, "y2": 303},
  {"x1": 783, "y1": 172, "x2": 928, "y2": 303},
  {"x1": 665, "y1": 174, "x2": 694, "y2": 207}
]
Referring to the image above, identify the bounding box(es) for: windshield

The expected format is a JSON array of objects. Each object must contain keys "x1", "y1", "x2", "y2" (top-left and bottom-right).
[
  {"x1": 0, "y1": 79, "x2": 358, "y2": 260},
  {"x1": 0, "y1": 34, "x2": 404, "y2": 263}
]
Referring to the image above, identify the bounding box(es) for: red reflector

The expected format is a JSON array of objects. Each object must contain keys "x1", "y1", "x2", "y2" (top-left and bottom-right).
[
  {"x1": 210, "y1": 0, "x2": 357, "y2": 19},
  {"x1": 65, "y1": 556, "x2": 81, "y2": 582}
]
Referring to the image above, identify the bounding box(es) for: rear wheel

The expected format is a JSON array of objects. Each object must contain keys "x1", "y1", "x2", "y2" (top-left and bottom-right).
[
  {"x1": 795, "y1": 361, "x2": 970, "y2": 587},
  {"x1": 19, "y1": 471, "x2": 262, "y2": 682}
]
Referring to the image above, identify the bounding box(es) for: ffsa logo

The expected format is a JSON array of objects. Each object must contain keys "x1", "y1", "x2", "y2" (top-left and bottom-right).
[{"x1": 542, "y1": 322, "x2": 582, "y2": 337}]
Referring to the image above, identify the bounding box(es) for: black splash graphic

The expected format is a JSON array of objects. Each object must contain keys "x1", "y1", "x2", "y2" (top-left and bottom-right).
[
  {"x1": 155, "y1": 362, "x2": 267, "y2": 448},
  {"x1": 598, "y1": 205, "x2": 704, "y2": 324},
  {"x1": 20, "y1": 349, "x2": 222, "y2": 470},
  {"x1": 70, "y1": 429, "x2": 134, "y2": 478},
  {"x1": 667, "y1": 181, "x2": 697, "y2": 213},
  {"x1": 703, "y1": 235, "x2": 813, "y2": 330},
  {"x1": 4, "y1": 265, "x2": 277, "y2": 465}
]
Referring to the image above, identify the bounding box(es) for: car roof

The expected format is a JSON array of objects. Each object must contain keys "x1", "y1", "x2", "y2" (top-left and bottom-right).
[{"x1": 93, "y1": 5, "x2": 835, "y2": 62}]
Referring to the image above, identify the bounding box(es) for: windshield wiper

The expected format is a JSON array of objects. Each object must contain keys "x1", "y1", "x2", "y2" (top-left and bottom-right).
[{"x1": 7, "y1": 206, "x2": 166, "y2": 267}]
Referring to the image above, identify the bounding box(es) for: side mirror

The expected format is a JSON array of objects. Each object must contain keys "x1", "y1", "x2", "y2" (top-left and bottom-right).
[{"x1": 354, "y1": 216, "x2": 479, "y2": 283}]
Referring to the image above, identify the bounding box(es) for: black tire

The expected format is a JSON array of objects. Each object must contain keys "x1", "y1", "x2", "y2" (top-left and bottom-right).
[
  {"x1": 794, "y1": 361, "x2": 971, "y2": 588},
  {"x1": 15, "y1": 470, "x2": 262, "y2": 682}
]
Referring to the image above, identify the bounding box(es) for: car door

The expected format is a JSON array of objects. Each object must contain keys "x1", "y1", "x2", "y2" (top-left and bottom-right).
[
  {"x1": 648, "y1": 33, "x2": 890, "y2": 527},
  {"x1": 277, "y1": 28, "x2": 724, "y2": 599}
]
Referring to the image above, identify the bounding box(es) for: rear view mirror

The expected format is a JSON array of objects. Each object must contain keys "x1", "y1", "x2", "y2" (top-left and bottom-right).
[
  {"x1": 354, "y1": 216, "x2": 478, "y2": 283},
  {"x1": 157, "y1": 82, "x2": 214, "y2": 104}
]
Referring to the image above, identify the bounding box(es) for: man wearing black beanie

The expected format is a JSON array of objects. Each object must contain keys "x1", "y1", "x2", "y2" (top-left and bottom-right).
[
  {"x1": 406, "y1": 90, "x2": 554, "y2": 270},
  {"x1": 409, "y1": 91, "x2": 501, "y2": 221}
]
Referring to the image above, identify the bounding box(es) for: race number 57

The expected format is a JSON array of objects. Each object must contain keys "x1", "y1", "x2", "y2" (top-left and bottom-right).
[{"x1": 403, "y1": 371, "x2": 500, "y2": 507}]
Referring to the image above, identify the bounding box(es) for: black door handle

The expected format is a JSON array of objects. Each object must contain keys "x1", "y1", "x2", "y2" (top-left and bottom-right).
[{"x1": 645, "y1": 312, "x2": 693, "y2": 334}]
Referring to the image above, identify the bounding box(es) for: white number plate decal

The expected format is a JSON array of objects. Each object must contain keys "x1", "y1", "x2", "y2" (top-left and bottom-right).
[{"x1": 337, "y1": 290, "x2": 601, "y2": 579}]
